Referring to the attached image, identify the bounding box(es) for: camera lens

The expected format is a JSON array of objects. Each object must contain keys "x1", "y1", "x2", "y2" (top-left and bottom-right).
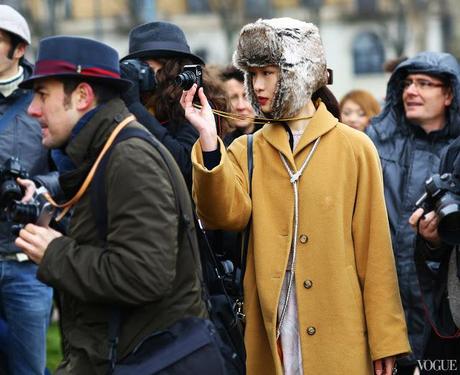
[
  {"x1": 438, "y1": 201, "x2": 460, "y2": 245},
  {"x1": 8, "y1": 201, "x2": 39, "y2": 225},
  {"x1": 0, "y1": 180, "x2": 22, "y2": 208},
  {"x1": 175, "y1": 71, "x2": 196, "y2": 90}
]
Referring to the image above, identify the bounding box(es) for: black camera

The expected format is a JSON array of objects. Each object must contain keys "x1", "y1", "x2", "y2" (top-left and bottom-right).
[
  {"x1": 120, "y1": 59, "x2": 156, "y2": 92},
  {"x1": 175, "y1": 64, "x2": 202, "y2": 90},
  {"x1": 0, "y1": 157, "x2": 29, "y2": 209},
  {"x1": 9, "y1": 187, "x2": 56, "y2": 235},
  {"x1": 415, "y1": 173, "x2": 460, "y2": 245}
]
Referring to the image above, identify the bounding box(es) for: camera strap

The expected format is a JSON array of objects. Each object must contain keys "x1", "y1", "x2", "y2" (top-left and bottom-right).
[
  {"x1": 234, "y1": 134, "x2": 254, "y2": 321},
  {"x1": 43, "y1": 114, "x2": 136, "y2": 220}
]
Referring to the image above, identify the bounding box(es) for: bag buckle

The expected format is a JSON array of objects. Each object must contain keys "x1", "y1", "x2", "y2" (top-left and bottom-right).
[{"x1": 234, "y1": 299, "x2": 245, "y2": 322}]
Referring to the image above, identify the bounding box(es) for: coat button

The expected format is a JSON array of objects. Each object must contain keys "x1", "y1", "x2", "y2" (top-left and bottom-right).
[
  {"x1": 306, "y1": 326, "x2": 316, "y2": 336},
  {"x1": 303, "y1": 280, "x2": 313, "y2": 289},
  {"x1": 299, "y1": 234, "x2": 308, "y2": 244}
]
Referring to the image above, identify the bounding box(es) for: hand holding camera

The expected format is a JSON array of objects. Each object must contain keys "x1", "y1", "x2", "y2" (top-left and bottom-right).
[
  {"x1": 9, "y1": 186, "x2": 56, "y2": 233},
  {"x1": 180, "y1": 83, "x2": 218, "y2": 152},
  {"x1": 0, "y1": 157, "x2": 29, "y2": 208},
  {"x1": 119, "y1": 59, "x2": 156, "y2": 106},
  {"x1": 409, "y1": 208, "x2": 442, "y2": 248},
  {"x1": 175, "y1": 65, "x2": 202, "y2": 90},
  {"x1": 15, "y1": 220, "x2": 62, "y2": 264},
  {"x1": 0, "y1": 157, "x2": 57, "y2": 235},
  {"x1": 410, "y1": 173, "x2": 460, "y2": 246}
]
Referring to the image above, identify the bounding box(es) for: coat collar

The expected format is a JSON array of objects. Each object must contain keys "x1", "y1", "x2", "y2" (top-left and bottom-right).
[
  {"x1": 261, "y1": 102, "x2": 338, "y2": 167},
  {"x1": 65, "y1": 98, "x2": 131, "y2": 166}
]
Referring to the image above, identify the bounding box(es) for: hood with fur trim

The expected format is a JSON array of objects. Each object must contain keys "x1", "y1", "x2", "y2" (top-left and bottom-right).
[{"x1": 233, "y1": 17, "x2": 328, "y2": 120}]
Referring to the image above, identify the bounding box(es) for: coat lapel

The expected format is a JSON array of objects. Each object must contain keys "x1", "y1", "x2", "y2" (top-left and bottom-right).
[
  {"x1": 293, "y1": 102, "x2": 338, "y2": 158},
  {"x1": 261, "y1": 121, "x2": 294, "y2": 166},
  {"x1": 262, "y1": 102, "x2": 338, "y2": 169}
]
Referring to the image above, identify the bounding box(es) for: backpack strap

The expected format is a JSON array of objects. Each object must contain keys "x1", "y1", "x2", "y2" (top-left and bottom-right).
[{"x1": 89, "y1": 127, "x2": 207, "y2": 372}]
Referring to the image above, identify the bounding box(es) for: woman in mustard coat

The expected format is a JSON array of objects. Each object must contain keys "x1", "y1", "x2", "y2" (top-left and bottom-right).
[{"x1": 181, "y1": 18, "x2": 410, "y2": 375}]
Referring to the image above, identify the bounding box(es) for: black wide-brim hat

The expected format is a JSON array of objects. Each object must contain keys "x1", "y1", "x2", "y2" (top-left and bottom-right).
[
  {"x1": 121, "y1": 21, "x2": 205, "y2": 65},
  {"x1": 20, "y1": 36, "x2": 132, "y2": 91}
]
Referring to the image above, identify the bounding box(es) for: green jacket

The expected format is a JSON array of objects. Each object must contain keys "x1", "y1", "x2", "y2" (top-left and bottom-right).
[{"x1": 38, "y1": 99, "x2": 206, "y2": 374}]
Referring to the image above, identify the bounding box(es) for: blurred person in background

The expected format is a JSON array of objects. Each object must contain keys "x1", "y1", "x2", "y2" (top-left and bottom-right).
[
  {"x1": 339, "y1": 89, "x2": 380, "y2": 132},
  {"x1": 367, "y1": 51, "x2": 460, "y2": 375},
  {"x1": 220, "y1": 65, "x2": 259, "y2": 147},
  {"x1": 120, "y1": 21, "x2": 229, "y2": 188},
  {"x1": 0, "y1": 5, "x2": 60, "y2": 374}
]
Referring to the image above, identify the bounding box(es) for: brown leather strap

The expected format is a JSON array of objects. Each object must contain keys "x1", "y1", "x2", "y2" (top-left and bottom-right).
[{"x1": 44, "y1": 115, "x2": 136, "y2": 221}]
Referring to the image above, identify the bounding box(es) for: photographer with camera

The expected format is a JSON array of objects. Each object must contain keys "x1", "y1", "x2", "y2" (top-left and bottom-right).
[
  {"x1": 14, "y1": 36, "x2": 209, "y2": 374},
  {"x1": 120, "y1": 21, "x2": 228, "y2": 189},
  {"x1": 0, "y1": 6, "x2": 60, "y2": 374},
  {"x1": 366, "y1": 52, "x2": 460, "y2": 375},
  {"x1": 408, "y1": 136, "x2": 460, "y2": 368}
]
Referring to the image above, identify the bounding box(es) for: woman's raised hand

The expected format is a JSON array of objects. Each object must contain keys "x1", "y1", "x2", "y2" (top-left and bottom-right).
[{"x1": 180, "y1": 84, "x2": 218, "y2": 151}]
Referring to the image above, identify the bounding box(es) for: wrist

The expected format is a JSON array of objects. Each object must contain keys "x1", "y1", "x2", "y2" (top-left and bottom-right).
[{"x1": 199, "y1": 130, "x2": 218, "y2": 152}]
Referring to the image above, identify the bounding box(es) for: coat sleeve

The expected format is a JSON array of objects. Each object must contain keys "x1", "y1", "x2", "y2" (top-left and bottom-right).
[
  {"x1": 37, "y1": 139, "x2": 179, "y2": 305},
  {"x1": 350, "y1": 134, "x2": 411, "y2": 360},
  {"x1": 192, "y1": 137, "x2": 252, "y2": 231}
]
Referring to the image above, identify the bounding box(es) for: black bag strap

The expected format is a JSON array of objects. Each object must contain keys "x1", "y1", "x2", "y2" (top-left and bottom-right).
[
  {"x1": 237, "y1": 134, "x2": 254, "y2": 303},
  {"x1": 89, "y1": 127, "x2": 208, "y2": 373},
  {"x1": 0, "y1": 91, "x2": 33, "y2": 134}
]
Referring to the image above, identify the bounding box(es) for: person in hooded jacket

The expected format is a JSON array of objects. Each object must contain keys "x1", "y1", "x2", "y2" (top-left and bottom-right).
[
  {"x1": 366, "y1": 51, "x2": 460, "y2": 374},
  {"x1": 0, "y1": 6, "x2": 60, "y2": 374},
  {"x1": 181, "y1": 17, "x2": 410, "y2": 375}
]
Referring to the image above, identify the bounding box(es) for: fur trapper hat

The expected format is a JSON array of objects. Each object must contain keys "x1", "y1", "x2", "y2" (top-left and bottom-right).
[{"x1": 233, "y1": 18, "x2": 328, "y2": 119}]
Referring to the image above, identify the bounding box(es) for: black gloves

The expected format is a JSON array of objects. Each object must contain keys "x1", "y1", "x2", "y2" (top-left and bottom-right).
[{"x1": 119, "y1": 61, "x2": 142, "y2": 107}]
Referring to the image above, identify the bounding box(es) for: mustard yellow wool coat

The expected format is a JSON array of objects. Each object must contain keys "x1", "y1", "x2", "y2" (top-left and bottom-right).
[{"x1": 192, "y1": 103, "x2": 411, "y2": 374}]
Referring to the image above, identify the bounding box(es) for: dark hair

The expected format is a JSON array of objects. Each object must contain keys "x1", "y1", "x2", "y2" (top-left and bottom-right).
[
  {"x1": 62, "y1": 78, "x2": 119, "y2": 105},
  {"x1": 220, "y1": 65, "x2": 245, "y2": 83},
  {"x1": 312, "y1": 86, "x2": 341, "y2": 121},
  {"x1": 1, "y1": 30, "x2": 25, "y2": 63},
  {"x1": 143, "y1": 57, "x2": 230, "y2": 136}
]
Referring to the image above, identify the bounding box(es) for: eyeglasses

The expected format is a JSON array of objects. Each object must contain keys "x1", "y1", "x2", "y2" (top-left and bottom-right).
[{"x1": 402, "y1": 79, "x2": 445, "y2": 91}]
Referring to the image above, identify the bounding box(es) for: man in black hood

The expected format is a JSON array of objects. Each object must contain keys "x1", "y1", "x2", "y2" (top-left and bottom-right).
[{"x1": 367, "y1": 51, "x2": 460, "y2": 374}]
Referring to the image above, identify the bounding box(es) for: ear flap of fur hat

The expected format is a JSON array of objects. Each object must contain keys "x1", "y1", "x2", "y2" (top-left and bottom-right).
[{"x1": 233, "y1": 18, "x2": 328, "y2": 119}]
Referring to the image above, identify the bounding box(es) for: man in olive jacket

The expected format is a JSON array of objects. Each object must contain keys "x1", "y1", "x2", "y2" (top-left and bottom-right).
[{"x1": 14, "y1": 36, "x2": 206, "y2": 374}]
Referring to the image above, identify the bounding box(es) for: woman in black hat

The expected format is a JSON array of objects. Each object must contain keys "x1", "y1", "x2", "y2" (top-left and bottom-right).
[{"x1": 120, "y1": 21, "x2": 229, "y2": 188}]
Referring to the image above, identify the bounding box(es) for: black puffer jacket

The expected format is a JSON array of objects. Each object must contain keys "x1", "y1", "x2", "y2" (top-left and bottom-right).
[{"x1": 367, "y1": 52, "x2": 460, "y2": 364}]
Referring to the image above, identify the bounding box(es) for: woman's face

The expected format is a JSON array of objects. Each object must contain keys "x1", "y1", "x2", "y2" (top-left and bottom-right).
[
  {"x1": 144, "y1": 59, "x2": 163, "y2": 73},
  {"x1": 224, "y1": 78, "x2": 255, "y2": 130},
  {"x1": 247, "y1": 66, "x2": 280, "y2": 114},
  {"x1": 340, "y1": 99, "x2": 369, "y2": 131}
]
